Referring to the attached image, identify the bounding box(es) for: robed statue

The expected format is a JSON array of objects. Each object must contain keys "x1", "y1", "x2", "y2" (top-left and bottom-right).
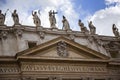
[
  {"x1": 88, "y1": 21, "x2": 96, "y2": 34},
  {"x1": 78, "y1": 19, "x2": 89, "y2": 33},
  {"x1": 49, "y1": 10, "x2": 57, "y2": 28},
  {"x1": 62, "y1": 16, "x2": 70, "y2": 30},
  {"x1": 112, "y1": 24, "x2": 120, "y2": 37},
  {"x1": 32, "y1": 11, "x2": 41, "y2": 26},
  {"x1": 0, "y1": 10, "x2": 6, "y2": 25},
  {"x1": 12, "y1": 9, "x2": 20, "y2": 25}
]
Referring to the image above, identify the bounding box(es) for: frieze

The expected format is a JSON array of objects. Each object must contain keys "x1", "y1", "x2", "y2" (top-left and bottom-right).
[
  {"x1": 0, "y1": 65, "x2": 20, "y2": 74},
  {"x1": 108, "y1": 67, "x2": 120, "y2": 74},
  {"x1": 21, "y1": 64, "x2": 107, "y2": 72}
]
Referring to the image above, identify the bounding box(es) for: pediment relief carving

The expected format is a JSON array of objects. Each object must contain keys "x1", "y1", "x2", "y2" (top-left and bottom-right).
[
  {"x1": 16, "y1": 37, "x2": 109, "y2": 60},
  {"x1": 30, "y1": 46, "x2": 87, "y2": 59}
]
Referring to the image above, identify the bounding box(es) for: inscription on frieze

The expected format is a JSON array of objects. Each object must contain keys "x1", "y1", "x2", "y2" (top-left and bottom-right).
[
  {"x1": 21, "y1": 64, "x2": 107, "y2": 72},
  {"x1": 0, "y1": 65, "x2": 20, "y2": 74}
]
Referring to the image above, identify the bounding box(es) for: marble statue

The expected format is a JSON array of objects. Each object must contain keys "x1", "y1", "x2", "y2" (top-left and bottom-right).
[
  {"x1": 78, "y1": 19, "x2": 89, "y2": 33},
  {"x1": 12, "y1": 9, "x2": 20, "y2": 25},
  {"x1": 49, "y1": 10, "x2": 57, "y2": 28},
  {"x1": 32, "y1": 11, "x2": 41, "y2": 26},
  {"x1": 62, "y1": 16, "x2": 70, "y2": 30},
  {"x1": 112, "y1": 24, "x2": 120, "y2": 37},
  {"x1": 88, "y1": 21, "x2": 96, "y2": 34},
  {"x1": 0, "y1": 10, "x2": 6, "y2": 25}
]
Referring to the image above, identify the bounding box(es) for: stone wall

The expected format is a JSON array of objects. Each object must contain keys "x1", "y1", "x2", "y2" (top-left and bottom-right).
[{"x1": 0, "y1": 25, "x2": 111, "y2": 56}]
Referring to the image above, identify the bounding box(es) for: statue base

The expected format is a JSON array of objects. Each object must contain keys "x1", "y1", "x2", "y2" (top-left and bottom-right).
[
  {"x1": 36, "y1": 26, "x2": 43, "y2": 31},
  {"x1": 13, "y1": 23, "x2": 21, "y2": 26},
  {"x1": 51, "y1": 28, "x2": 58, "y2": 31},
  {"x1": 51, "y1": 25, "x2": 57, "y2": 29},
  {"x1": 66, "y1": 29, "x2": 72, "y2": 32},
  {"x1": 13, "y1": 24, "x2": 24, "y2": 30}
]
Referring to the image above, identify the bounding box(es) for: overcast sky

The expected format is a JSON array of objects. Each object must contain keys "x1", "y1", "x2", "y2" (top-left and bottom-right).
[{"x1": 0, "y1": 0, "x2": 120, "y2": 36}]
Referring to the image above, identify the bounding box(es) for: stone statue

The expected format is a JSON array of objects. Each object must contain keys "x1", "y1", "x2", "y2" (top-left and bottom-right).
[
  {"x1": 49, "y1": 10, "x2": 57, "y2": 28},
  {"x1": 12, "y1": 9, "x2": 20, "y2": 25},
  {"x1": 78, "y1": 19, "x2": 89, "y2": 33},
  {"x1": 0, "y1": 10, "x2": 6, "y2": 25},
  {"x1": 32, "y1": 11, "x2": 41, "y2": 26},
  {"x1": 88, "y1": 21, "x2": 96, "y2": 34},
  {"x1": 62, "y1": 16, "x2": 70, "y2": 30},
  {"x1": 112, "y1": 24, "x2": 120, "y2": 37}
]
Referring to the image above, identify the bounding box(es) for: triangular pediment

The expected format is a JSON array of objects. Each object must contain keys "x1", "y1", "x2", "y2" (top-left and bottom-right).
[{"x1": 16, "y1": 36, "x2": 109, "y2": 61}]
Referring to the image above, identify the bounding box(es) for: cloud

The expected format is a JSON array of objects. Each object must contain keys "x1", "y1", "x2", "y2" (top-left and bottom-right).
[
  {"x1": 105, "y1": 0, "x2": 120, "y2": 5},
  {"x1": 86, "y1": 0, "x2": 120, "y2": 36},
  {"x1": 0, "y1": 0, "x2": 80, "y2": 30}
]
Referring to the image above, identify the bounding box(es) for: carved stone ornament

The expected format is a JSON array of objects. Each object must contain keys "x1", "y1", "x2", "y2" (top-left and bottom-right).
[
  {"x1": 57, "y1": 41, "x2": 68, "y2": 57},
  {"x1": 38, "y1": 31, "x2": 45, "y2": 39},
  {"x1": 36, "y1": 26, "x2": 43, "y2": 31},
  {"x1": 88, "y1": 36, "x2": 94, "y2": 43},
  {"x1": 69, "y1": 34, "x2": 75, "y2": 41},
  {"x1": 14, "y1": 29, "x2": 23, "y2": 37},
  {"x1": 0, "y1": 30, "x2": 8, "y2": 39},
  {"x1": 93, "y1": 36, "x2": 103, "y2": 46}
]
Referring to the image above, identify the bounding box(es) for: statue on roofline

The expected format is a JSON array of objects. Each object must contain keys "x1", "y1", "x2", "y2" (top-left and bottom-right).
[
  {"x1": 49, "y1": 10, "x2": 57, "y2": 28},
  {"x1": 88, "y1": 21, "x2": 96, "y2": 34},
  {"x1": 12, "y1": 9, "x2": 20, "y2": 25},
  {"x1": 112, "y1": 24, "x2": 120, "y2": 37},
  {"x1": 32, "y1": 10, "x2": 41, "y2": 27},
  {"x1": 78, "y1": 19, "x2": 89, "y2": 33},
  {"x1": 0, "y1": 10, "x2": 7, "y2": 25},
  {"x1": 62, "y1": 15, "x2": 70, "y2": 31}
]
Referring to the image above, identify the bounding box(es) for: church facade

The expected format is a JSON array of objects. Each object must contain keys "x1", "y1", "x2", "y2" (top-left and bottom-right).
[
  {"x1": 0, "y1": 24, "x2": 120, "y2": 80},
  {"x1": 0, "y1": 9, "x2": 120, "y2": 80}
]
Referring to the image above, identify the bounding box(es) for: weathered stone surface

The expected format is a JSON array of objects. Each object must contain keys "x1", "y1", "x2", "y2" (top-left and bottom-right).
[{"x1": 0, "y1": 25, "x2": 120, "y2": 80}]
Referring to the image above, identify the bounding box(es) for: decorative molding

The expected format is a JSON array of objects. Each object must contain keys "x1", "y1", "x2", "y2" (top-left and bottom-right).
[
  {"x1": 0, "y1": 30, "x2": 8, "y2": 39},
  {"x1": 13, "y1": 26, "x2": 24, "y2": 37},
  {"x1": 14, "y1": 29, "x2": 23, "y2": 37},
  {"x1": 21, "y1": 64, "x2": 107, "y2": 73},
  {"x1": 38, "y1": 31, "x2": 45, "y2": 39},
  {"x1": 0, "y1": 65, "x2": 20, "y2": 74},
  {"x1": 69, "y1": 34, "x2": 75, "y2": 41},
  {"x1": 57, "y1": 41, "x2": 68, "y2": 57},
  {"x1": 49, "y1": 76, "x2": 62, "y2": 80},
  {"x1": 88, "y1": 36, "x2": 94, "y2": 43}
]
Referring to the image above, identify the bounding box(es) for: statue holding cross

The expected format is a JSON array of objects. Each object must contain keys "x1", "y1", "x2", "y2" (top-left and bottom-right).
[{"x1": 49, "y1": 10, "x2": 57, "y2": 28}]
